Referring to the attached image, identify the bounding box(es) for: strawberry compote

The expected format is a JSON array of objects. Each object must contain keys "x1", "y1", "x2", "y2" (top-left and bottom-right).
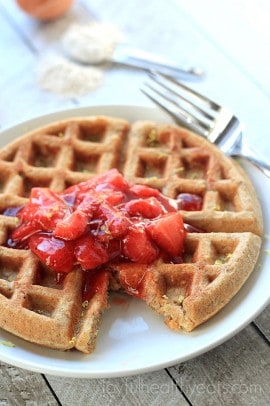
[{"x1": 7, "y1": 169, "x2": 202, "y2": 277}]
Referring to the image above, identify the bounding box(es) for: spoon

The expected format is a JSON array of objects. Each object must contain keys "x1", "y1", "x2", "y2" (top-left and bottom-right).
[
  {"x1": 62, "y1": 23, "x2": 204, "y2": 80},
  {"x1": 64, "y1": 41, "x2": 204, "y2": 80}
]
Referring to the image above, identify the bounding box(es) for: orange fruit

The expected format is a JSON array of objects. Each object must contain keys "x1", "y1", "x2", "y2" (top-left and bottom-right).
[{"x1": 16, "y1": 0, "x2": 74, "y2": 21}]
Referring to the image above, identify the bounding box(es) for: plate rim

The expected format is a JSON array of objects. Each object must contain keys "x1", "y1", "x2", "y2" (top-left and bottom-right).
[{"x1": 0, "y1": 104, "x2": 269, "y2": 378}]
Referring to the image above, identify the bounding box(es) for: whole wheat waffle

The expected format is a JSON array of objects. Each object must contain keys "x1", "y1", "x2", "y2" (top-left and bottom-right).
[{"x1": 0, "y1": 116, "x2": 262, "y2": 353}]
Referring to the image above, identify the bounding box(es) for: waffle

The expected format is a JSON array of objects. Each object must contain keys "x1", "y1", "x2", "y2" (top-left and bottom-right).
[{"x1": 0, "y1": 116, "x2": 262, "y2": 353}]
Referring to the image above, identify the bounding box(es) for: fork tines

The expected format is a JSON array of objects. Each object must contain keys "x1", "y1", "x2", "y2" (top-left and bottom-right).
[{"x1": 141, "y1": 72, "x2": 220, "y2": 136}]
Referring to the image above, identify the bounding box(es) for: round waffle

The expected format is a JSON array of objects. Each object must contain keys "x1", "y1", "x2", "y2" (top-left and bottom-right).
[{"x1": 0, "y1": 116, "x2": 262, "y2": 353}]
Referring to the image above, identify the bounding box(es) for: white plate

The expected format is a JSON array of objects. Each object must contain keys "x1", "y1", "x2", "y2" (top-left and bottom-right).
[{"x1": 0, "y1": 105, "x2": 269, "y2": 378}]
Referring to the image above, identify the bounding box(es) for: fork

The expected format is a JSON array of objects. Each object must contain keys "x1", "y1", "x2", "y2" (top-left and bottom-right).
[{"x1": 141, "y1": 72, "x2": 270, "y2": 178}]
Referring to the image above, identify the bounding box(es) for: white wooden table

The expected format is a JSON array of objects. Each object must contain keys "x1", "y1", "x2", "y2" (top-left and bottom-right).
[{"x1": 0, "y1": 0, "x2": 269, "y2": 404}]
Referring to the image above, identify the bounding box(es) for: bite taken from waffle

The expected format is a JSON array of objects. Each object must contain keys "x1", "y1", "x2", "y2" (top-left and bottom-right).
[{"x1": 0, "y1": 116, "x2": 263, "y2": 353}]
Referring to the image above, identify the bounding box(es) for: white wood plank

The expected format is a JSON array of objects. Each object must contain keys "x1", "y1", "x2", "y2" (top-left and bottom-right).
[
  {"x1": 0, "y1": 2, "x2": 269, "y2": 405},
  {"x1": 168, "y1": 324, "x2": 270, "y2": 406},
  {"x1": 0, "y1": 361, "x2": 58, "y2": 405},
  {"x1": 46, "y1": 370, "x2": 189, "y2": 406},
  {"x1": 0, "y1": 3, "x2": 75, "y2": 129},
  {"x1": 0, "y1": 0, "x2": 96, "y2": 52}
]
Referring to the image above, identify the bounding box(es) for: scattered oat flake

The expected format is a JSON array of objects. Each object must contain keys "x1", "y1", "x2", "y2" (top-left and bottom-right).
[
  {"x1": 177, "y1": 295, "x2": 184, "y2": 304},
  {"x1": 69, "y1": 337, "x2": 76, "y2": 346},
  {"x1": 174, "y1": 167, "x2": 185, "y2": 174},
  {"x1": 215, "y1": 253, "x2": 232, "y2": 265},
  {"x1": 146, "y1": 129, "x2": 159, "y2": 146},
  {"x1": 82, "y1": 300, "x2": 89, "y2": 308}
]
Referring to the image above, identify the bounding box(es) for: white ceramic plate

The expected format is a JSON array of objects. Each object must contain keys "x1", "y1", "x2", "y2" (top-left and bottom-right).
[{"x1": 0, "y1": 105, "x2": 269, "y2": 378}]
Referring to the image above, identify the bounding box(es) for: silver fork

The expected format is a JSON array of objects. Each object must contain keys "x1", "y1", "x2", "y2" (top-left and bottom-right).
[{"x1": 141, "y1": 72, "x2": 270, "y2": 178}]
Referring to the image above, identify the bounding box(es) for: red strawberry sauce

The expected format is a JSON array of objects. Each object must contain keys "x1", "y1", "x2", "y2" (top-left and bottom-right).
[{"x1": 5, "y1": 169, "x2": 203, "y2": 299}]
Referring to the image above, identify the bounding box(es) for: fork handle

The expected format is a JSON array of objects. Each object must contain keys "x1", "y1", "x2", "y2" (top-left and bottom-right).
[{"x1": 112, "y1": 47, "x2": 203, "y2": 79}]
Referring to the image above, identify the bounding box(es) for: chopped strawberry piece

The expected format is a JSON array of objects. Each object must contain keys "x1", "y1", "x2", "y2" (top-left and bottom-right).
[
  {"x1": 117, "y1": 264, "x2": 149, "y2": 297},
  {"x1": 157, "y1": 195, "x2": 177, "y2": 213},
  {"x1": 19, "y1": 188, "x2": 68, "y2": 231},
  {"x1": 76, "y1": 194, "x2": 98, "y2": 215},
  {"x1": 176, "y1": 193, "x2": 203, "y2": 211},
  {"x1": 69, "y1": 169, "x2": 129, "y2": 195},
  {"x1": 129, "y1": 184, "x2": 159, "y2": 198},
  {"x1": 93, "y1": 168, "x2": 129, "y2": 192},
  {"x1": 146, "y1": 212, "x2": 185, "y2": 256},
  {"x1": 74, "y1": 235, "x2": 109, "y2": 270},
  {"x1": 104, "y1": 191, "x2": 125, "y2": 206},
  {"x1": 108, "y1": 216, "x2": 130, "y2": 238},
  {"x1": 29, "y1": 234, "x2": 75, "y2": 273},
  {"x1": 122, "y1": 226, "x2": 159, "y2": 264},
  {"x1": 54, "y1": 210, "x2": 88, "y2": 240},
  {"x1": 64, "y1": 178, "x2": 95, "y2": 196},
  {"x1": 125, "y1": 197, "x2": 164, "y2": 219},
  {"x1": 11, "y1": 222, "x2": 40, "y2": 242},
  {"x1": 63, "y1": 183, "x2": 81, "y2": 197},
  {"x1": 94, "y1": 202, "x2": 130, "y2": 237},
  {"x1": 29, "y1": 188, "x2": 64, "y2": 208}
]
